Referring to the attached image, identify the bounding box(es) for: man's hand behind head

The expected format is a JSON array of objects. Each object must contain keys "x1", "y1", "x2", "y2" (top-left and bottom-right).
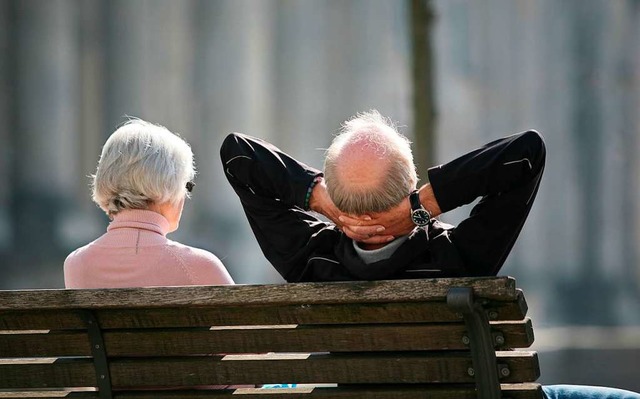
[
  {"x1": 339, "y1": 183, "x2": 442, "y2": 244},
  {"x1": 309, "y1": 177, "x2": 394, "y2": 243},
  {"x1": 339, "y1": 198, "x2": 413, "y2": 243}
]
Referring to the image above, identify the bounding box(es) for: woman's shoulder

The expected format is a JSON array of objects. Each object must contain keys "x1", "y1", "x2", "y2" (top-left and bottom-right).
[
  {"x1": 63, "y1": 239, "x2": 104, "y2": 288},
  {"x1": 64, "y1": 239, "x2": 99, "y2": 266},
  {"x1": 165, "y1": 239, "x2": 220, "y2": 262},
  {"x1": 167, "y1": 240, "x2": 225, "y2": 276},
  {"x1": 164, "y1": 239, "x2": 233, "y2": 284}
]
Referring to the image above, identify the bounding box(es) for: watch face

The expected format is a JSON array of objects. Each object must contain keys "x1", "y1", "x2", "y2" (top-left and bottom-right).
[{"x1": 411, "y1": 209, "x2": 431, "y2": 227}]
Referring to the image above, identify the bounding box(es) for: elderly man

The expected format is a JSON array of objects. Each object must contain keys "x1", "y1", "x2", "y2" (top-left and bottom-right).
[
  {"x1": 221, "y1": 111, "x2": 640, "y2": 399},
  {"x1": 221, "y1": 110, "x2": 544, "y2": 281}
]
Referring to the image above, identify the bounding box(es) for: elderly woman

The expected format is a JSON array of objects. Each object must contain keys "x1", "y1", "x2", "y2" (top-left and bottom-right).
[{"x1": 64, "y1": 119, "x2": 234, "y2": 288}]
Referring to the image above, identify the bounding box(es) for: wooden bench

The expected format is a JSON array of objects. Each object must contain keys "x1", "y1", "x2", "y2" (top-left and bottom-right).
[{"x1": 0, "y1": 276, "x2": 542, "y2": 399}]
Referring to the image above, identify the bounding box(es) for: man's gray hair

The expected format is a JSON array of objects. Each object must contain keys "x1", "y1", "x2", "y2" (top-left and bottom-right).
[
  {"x1": 324, "y1": 110, "x2": 418, "y2": 214},
  {"x1": 92, "y1": 119, "x2": 195, "y2": 215}
]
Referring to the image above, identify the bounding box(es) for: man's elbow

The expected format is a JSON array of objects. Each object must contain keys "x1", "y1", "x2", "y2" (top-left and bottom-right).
[
  {"x1": 522, "y1": 129, "x2": 545, "y2": 152},
  {"x1": 521, "y1": 129, "x2": 546, "y2": 170},
  {"x1": 220, "y1": 133, "x2": 243, "y2": 164}
]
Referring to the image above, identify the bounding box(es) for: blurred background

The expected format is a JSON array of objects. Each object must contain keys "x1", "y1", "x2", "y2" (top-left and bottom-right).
[{"x1": 1, "y1": 0, "x2": 639, "y2": 391}]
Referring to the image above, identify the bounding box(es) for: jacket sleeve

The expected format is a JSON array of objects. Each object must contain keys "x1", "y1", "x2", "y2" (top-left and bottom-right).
[
  {"x1": 426, "y1": 130, "x2": 546, "y2": 275},
  {"x1": 220, "y1": 133, "x2": 333, "y2": 281}
]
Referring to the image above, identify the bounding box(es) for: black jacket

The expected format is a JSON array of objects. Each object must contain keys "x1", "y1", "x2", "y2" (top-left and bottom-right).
[{"x1": 221, "y1": 130, "x2": 545, "y2": 282}]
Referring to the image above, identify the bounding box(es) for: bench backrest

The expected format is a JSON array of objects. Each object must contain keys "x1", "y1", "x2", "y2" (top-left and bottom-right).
[{"x1": 0, "y1": 276, "x2": 542, "y2": 399}]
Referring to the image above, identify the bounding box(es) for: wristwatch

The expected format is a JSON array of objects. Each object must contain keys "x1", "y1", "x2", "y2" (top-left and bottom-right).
[{"x1": 409, "y1": 190, "x2": 431, "y2": 228}]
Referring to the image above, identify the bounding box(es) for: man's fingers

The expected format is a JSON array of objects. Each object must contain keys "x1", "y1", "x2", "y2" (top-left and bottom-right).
[
  {"x1": 339, "y1": 215, "x2": 359, "y2": 224},
  {"x1": 342, "y1": 226, "x2": 394, "y2": 244},
  {"x1": 339, "y1": 215, "x2": 374, "y2": 225}
]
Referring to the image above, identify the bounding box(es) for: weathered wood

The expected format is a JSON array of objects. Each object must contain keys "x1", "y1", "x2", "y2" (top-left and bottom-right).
[
  {"x1": 117, "y1": 383, "x2": 542, "y2": 398},
  {"x1": 97, "y1": 302, "x2": 460, "y2": 328},
  {"x1": 0, "y1": 358, "x2": 95, "y2": 388},
  {"x1": 0, "y1": 393, "x2": 97, "y2": 399},
  {"x1": 94, "y1": 300, "x2": 526, "y2": 329},
  {"x1": 0, "y1": 297, "x2": 528, "y2": 331},
  {"x1": 493, "y1": 318, "x2": 535, "y2": 349},
  {"x1": 0, "y1": 310, "x2": 86, "y2": 330},
  {"x1": 107, "y1": 352, "x2": 537, "y2": 387},
  {"x1": 0, "y1": 320, "x2": 532, "y2": 358},
  {"x1": 495, "y1": 351, "x2": 541, "y2": 382},
  {"x1": 0, "y1": 277, "x2": 517, "y2": 310},
  {"x1": 0, "y1": 331, "x2": 91, "y2": 357},
  {"x1": 0, "y1": 277, "x2": 541, "y2": 398},
  {"x1": 514, "y1": 289, "x2": 528, "y2": 318},
  {"x1": 104, "y1": 321, "x2": 533, "y2": 356},
  {"x1": 0, "y1": 383, "x2": 544, "y2": 399},
  {"x1": 0, "y1": 352, "x2": 538, "y2": 388},
  {"x1": 222, "y1": 384, "x2": 543, "y2": 399}
]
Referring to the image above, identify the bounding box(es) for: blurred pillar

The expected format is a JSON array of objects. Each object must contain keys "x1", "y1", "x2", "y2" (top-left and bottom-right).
[
  {"x1": 560, "y1": 1, "x2": 613, "y2": 324},
  {"x1": 78, "y1": 0, "x2": 107, "y2": 200},
  {"x1": 272, "y1": 0, "x2": 411, "y2": 166},
  {"x1": 272, "y1": 0, "x2": 330, "y2": 162},
  {"x1": 410, "y1": 0, "x2": 436, "y2": 179},
  {"x1": 105, "y1": 0, "x2": 197, "y2": 130},
  {"x1": 0, "y1": 0, "x2": 14, "y2": 250},
  {"x1": 194, "y1": 0, "x2": 276, "y2": 283},
  {"x1": 11, "y1": 0, "x2": 81, "y2": 257},
  {"x1": 195, "y1": 0, "x2": 275, "y2": 198},
  {"x1": 618, "y1": 1, "x2": 640, "y2": 295},
  {"x1": 52, "y1": 0, "x2": 109, "y2": 251}
]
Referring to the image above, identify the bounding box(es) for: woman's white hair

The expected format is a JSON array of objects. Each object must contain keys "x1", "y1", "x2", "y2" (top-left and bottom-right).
[
  {"x1": 92, "y1": 118, "x2": 195, "y2": 216},
  {"x1": 324, "y1": 110, "x2": 418, "y2": 214}
]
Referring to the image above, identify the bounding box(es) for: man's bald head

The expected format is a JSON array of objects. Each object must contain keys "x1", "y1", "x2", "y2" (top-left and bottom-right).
[{"x1": 324, "y1": 110, "x2": 418, "y2": 215}]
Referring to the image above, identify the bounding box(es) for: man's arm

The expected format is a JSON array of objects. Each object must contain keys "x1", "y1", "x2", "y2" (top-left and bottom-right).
[
  {"x1": 220, "y1": 133, "x2": 386, "y2": 280},
  {"x1": 220, "y1": 133, "x2": 326, "y2": 281},
  {"x1": 428, "y1": 130, "x2": 546, "y2": 274}
]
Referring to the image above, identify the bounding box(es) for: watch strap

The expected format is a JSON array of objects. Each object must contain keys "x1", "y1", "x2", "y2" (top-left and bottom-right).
[{"x1": 409, "y1": 190, "x2": 422, "y2": 211}]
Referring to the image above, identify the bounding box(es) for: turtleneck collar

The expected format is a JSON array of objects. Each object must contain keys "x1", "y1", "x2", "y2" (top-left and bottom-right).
[
  {"x1": 352, "y1": 235, "x2": 409, "y2": 264},
  {"x1": 107, "y1": 209, "x2": 171, "y2": 236}
]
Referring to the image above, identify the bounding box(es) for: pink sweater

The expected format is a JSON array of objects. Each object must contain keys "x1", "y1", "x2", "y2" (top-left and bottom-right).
[{"x1": 64, "y1": 209, "x2": 234, "y2": 288}]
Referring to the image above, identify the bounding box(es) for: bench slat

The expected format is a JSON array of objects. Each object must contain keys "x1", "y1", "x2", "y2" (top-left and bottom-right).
[
  {"x1": 102, "y1": 321, "x2": 534, "y2": 355},
  {"x1": 0, "y1": 297, "x2": 528, "y2": 330},
  {"x1": 0, "y1": 331, "x2": 90, "y2": 357},
  {"x1": 108, "y1": 352, "x2": 538, "y2": 387},
  {"x1": 0, "y1": 320, "x2": 534, "y2": 357},
  {"x1": 0, "y1": 352, "x2": 539, "y2": 388},
  {"x1": 0, "y1": 310, "x2": 86, "y2": 330},
  {"x1": 0, "y1": 358, "x2": 95, "y2": 389},
  {"x1": 0, "y1": 393, "x2": 97, "y2": 399},
  {"x1": 0, "y1": 278, "x2": 517, "y2": 310},
  {"x1": 0, "y1": 383, "x2": 544, "y2": 399},
  {"x1": 97, "y1": 299, "x2": 527, "y2": 329},
  {"x1": 223, "y1": 384, "x2": 544, "y2": 399}
]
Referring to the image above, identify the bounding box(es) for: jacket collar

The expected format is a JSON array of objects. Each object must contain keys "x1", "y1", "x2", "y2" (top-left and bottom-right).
[{"x1": 336, "y1": 229, "x2": 430, "y2": 280}]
